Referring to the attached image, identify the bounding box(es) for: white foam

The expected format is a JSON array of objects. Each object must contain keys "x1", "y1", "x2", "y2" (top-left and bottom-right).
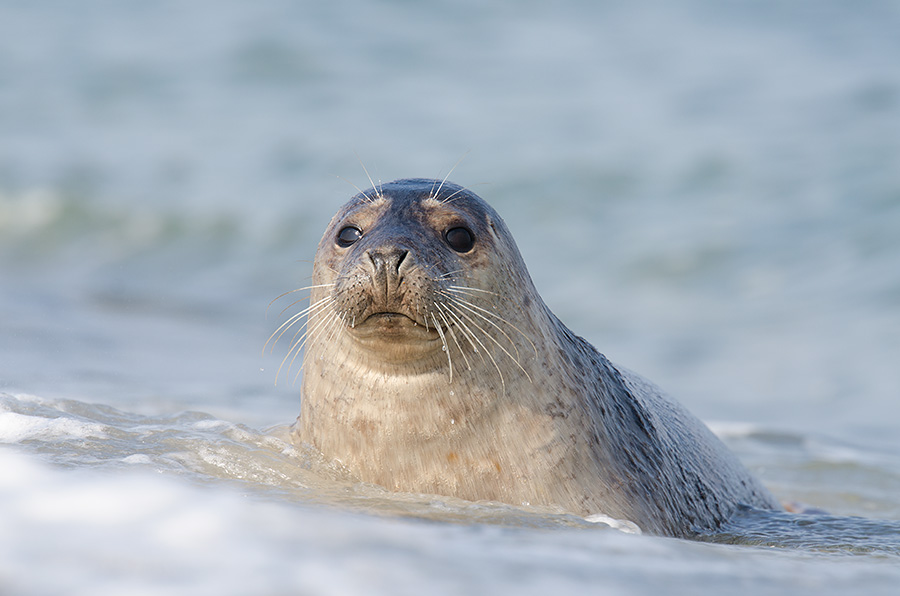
[
  {"x1": 585, "y1": 514, "x2": 643, "y2": 535},
  {"x1": 122, "y1": 454, "x2": 154, "y2": 465},
  {"x1": 192, "y1": 419, "x2": 231, "y2": 431},
  {"x1": 1, "y1": 435, "x2": 897, "y2": 596},
  {"x1": 0, "y1": 411, "x2": 107, "y2": 443}
]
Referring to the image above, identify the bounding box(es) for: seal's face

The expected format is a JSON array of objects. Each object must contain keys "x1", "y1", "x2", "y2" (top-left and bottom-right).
[{"x1": 311, "y1": 178, "x2": 516, "y2": 368}]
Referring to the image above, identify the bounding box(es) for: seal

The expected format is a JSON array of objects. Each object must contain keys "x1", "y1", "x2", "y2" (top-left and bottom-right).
[{"x1": 287, "y1": 178, "x2": 780, "y2": 537}]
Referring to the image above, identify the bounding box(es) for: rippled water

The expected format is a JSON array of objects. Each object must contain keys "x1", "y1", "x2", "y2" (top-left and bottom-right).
[
  {"x1": 2, "y1": 0, "x2": 900, "y2": 594},
  {"x1": 4, "y1": 392, "x2": 900, "y2": 596}
]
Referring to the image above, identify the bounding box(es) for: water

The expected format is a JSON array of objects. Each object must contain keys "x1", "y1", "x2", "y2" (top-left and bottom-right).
[{"x1": 2, "y1": 0, "x2": 900, "y2": 593}]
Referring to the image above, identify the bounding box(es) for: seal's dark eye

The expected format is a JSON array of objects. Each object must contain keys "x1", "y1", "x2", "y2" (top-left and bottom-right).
[
  {"x1": 336, "y1": 226, "x2": 362, "y2": 248},
  {"x1": 445, "y1": 227, "x2": 474, "y2": 253}
]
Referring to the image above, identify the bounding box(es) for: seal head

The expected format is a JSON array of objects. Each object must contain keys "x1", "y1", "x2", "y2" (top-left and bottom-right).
[{"x1": 292, "y1": 178, "x2": 780, "y2": 537}]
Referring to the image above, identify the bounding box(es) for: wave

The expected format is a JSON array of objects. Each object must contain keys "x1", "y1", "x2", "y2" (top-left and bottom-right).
[{"x1": 3, "y1": 391, "x2": 900, "y2": 557}]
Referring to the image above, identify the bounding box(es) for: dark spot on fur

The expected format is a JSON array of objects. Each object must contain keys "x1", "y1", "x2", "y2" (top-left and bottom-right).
[{"x1": 545, "y1": 398, "x2": 569, "y2": 419}]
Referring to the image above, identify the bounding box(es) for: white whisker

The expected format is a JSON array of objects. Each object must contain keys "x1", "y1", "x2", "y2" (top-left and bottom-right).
[
  {"x1": 446, "y1": 285, "x2": 499, "y2": 297},
  {"x1": 441, "y1": 187, "x2": 466, "y2": 203},
  {"x1": 434, "y1": 151, "x2": 469, "y2": 201},
  {"x1": 440, "y1": 305, "x2": 486, "y2": 365},
  {"x1": 440, "y1": 182, "x2": 486, "y2": 205},
  {"x1": 437, "y1": 269, "x2": 467, "y2": 280},
  {"x1": 291, "y1": 307, "x2": 344, "y2": 385},
  {"x1": 443, "y1": 292, "x2": 538, "y2": 358},
  {"x1": 266, "y1": 283, "x2": 334, "y2": 317},
  {"x1": 445, "y1": 299, "x2": 532, "y2": 384},
  {"x1": 441, "y1": 294, "x2": 521, "y2": 362},
  {"x1": 440, "y1": 305, "x2": 505, "y2": 390},
  {"x1": 355, "y1": 153, "x2": 381, "y2": 201},
  {"x1": 277, "y1": 297, "x2": 311, "y2": 319},
  {"x1": 431, "y1": 312, "x2": 453, "y2": 384},
  {"x1": 436, "y1": 304, "x2": 472, "y2": 373},
  {"x1": 275, "y1": 298, "x2": 337, "y2": 386},
  {"x1": 336, "y1": 174, "x2": 372, "y2": 203},
  {"x1": 264, "y1": 295, "x2": 333, "y2": 355}
]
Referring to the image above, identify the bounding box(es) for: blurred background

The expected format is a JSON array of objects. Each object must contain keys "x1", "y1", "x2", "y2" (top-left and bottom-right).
[{"x1": 1, "y1": 0, "x2": 899, "y2": 456}]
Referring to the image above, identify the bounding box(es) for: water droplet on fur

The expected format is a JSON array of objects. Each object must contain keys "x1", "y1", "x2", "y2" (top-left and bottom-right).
[
  {"x1": 450, "y1": 419, "x2": 455, "y2": 425},
  {"x1": 442, "y1": 346, "x2": 447, "y2": 352},
  {"x1": 449, "y1": 391, "x2": 455, "y2": 396}
]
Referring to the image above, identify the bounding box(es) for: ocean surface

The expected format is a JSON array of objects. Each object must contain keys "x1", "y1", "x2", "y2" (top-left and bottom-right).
[{"x1": 2, "y1": 0, "x2": 900, "y2": 594}]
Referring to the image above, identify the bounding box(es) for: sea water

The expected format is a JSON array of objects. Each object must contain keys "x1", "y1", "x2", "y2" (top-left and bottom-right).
[{"x1": 2, "y1": 1, "x2": 900, "y2": 594}]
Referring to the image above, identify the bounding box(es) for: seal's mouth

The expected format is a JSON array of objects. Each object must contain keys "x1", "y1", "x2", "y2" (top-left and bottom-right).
[
  {"x1": 349, "y1": 311, "x2": 445, "y2": 342},
  {"x1": 366, "y1": 312, "x2": 414, "y2": 323}
]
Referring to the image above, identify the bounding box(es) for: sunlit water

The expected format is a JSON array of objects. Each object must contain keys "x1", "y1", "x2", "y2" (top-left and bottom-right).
[{"x1": 2, "y1": 1, "x2": 900, "y2": 594}]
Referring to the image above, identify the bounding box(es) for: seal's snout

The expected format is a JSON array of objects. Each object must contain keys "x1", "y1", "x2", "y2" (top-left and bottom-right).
[{"x1": 366, "y1": 246, "x2": 415, "y2": 311}]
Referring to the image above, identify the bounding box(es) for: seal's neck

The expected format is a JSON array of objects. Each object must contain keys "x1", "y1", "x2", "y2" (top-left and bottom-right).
[{"x1": 298, "y1": 324, "x2": 534, "y2": 442}]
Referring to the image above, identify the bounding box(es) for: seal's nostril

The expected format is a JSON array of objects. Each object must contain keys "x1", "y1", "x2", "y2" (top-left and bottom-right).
[{"x1": 395, "y1": 250, "x2": 409, "y2": 271}]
